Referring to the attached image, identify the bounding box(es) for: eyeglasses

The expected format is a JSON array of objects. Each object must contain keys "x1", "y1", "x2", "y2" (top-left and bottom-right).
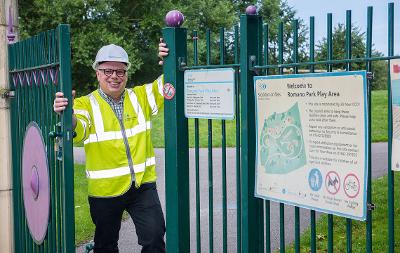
[{"x1": 98, "y1": 69, "x2": 127, "y2": 77}]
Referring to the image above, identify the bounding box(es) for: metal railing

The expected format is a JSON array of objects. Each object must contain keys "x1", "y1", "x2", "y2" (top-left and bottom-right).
[{"x1": 164, "y1": 3, "x2": 397, "y2": 253}]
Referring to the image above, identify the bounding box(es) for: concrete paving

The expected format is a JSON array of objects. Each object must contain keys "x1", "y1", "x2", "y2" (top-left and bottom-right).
[{"x1": 75, "y1": 143, "x2": 389, "y2": 253}]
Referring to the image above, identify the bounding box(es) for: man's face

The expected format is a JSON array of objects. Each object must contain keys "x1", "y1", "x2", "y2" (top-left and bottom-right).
[{"x1": 96, "y1": 61, "x2": 128, "y2": 100}]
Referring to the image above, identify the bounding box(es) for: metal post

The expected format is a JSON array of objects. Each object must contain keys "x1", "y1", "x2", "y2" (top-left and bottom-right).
[
  {"x1": 162, "y1": 24, "x2": 190, "y2": 252},
  {"x1": 0, "y1": 1, "x2": 17, "y2": 252},
  {"x1": 239, "y1": 13, "x2": 264, "y2": 253}
]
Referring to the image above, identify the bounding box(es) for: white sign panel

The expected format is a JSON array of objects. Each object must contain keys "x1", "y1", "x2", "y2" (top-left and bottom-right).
[
  {"x1": 184, "y1": 68, "x2": 235, "y2": 120},
  {"x1": 254, "y1": 71, "x2": 369, "y2": 220},
  {"x1": 390, "y1": 59, "x2": 400, "y2": 171}
]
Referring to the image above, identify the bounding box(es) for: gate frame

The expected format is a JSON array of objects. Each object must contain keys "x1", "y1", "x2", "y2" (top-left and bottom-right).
[{"x1": 8, "y1": 24, "x2": 75, "y2": 253}]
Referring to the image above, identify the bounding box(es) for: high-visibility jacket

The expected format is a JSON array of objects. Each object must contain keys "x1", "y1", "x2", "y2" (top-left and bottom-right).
[{"x1": 73, "y1": 75, "x2": 164, "y2": 197}]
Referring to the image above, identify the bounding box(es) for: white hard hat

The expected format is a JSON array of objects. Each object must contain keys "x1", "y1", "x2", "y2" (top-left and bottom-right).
[{"x1": 92, "y1": 44, "x2": 131, "y2": 70}]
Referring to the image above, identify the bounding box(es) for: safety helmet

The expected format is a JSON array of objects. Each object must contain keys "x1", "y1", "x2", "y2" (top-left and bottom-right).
[{"x1": 92, "y1": 44, "x2": 131, "y2": 70}]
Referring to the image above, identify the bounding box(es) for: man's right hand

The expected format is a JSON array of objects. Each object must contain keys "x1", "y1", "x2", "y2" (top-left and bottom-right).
[
  {"x1": 53, "y1": 90, "x2": 75, "y2": 114},
  {"x1": 53, "y1": 90, "x2": 77, "y2": 129}
]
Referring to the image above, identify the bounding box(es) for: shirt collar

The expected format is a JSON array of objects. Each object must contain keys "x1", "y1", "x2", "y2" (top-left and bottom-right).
[{"x1": 98, "y1": 88, "x2": 125, "y2": 103}]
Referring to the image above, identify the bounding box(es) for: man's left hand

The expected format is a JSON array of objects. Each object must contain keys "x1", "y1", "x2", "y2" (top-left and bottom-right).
[{"x1": 158, "y1": 38, "x2": 169, "y2": 65}]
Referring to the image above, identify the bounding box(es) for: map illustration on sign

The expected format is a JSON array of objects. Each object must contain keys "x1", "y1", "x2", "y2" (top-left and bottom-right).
[{"x1": 259, "y1": 103, "x2": 306, "y2": 174}]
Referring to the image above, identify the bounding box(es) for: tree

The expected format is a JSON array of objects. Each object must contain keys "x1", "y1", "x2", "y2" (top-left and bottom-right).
[
  {"x1": 18, "y1": 0, "x2": 145, "y2": 94},
  {"x1": 316, "y1": 23, "x2": 387, "y2": 90},
  {"x1": 18, "y1": 0, "x2": 240, "y2": 93},
  {"x1": 258, "y1": 0, "x2": 309, "y2": 68}
]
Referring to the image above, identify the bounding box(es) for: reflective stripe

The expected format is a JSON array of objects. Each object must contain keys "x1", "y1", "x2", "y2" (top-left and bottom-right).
[
  {"x1": 86, "y1": 157, "x2": 156, "y2": 179},
  {"x1": 157, "y1": 76, "x2": 163, "y2": 96},
  {"x1": 84, "y1": 121, "x2": 151, "y2": 144},
  {"x1": 133, "y1": 156, "x2": 156, "y2": 173},
  {"x1": 127, "y1": 89, "x2": 145, "y2": 125},
  {"x1": 85, "y1": 92, "x2": 148, "y2": 144},
  {"x1": 145, "y1": 82, "x2": 158, "y2": 115},
  {"x1": 88, "y1": 94, "x2": 104, "y2": 133},
  {"x1": 75, "y1": 109, "x2": 91, "y2": 122},
  {"x1": 78, "y1": 118, "x2": 87, "y2": 138},
  {"x1": 86, "y1": 166, "x2": 130, "y2": 179}
]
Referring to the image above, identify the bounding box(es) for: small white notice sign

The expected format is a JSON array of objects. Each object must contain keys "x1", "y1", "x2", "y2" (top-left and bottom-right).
[{"x1": 184, "y1": 68, "x2": 235, "y2": 120}]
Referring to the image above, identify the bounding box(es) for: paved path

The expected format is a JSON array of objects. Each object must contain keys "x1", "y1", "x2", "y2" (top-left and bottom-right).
[{"x1": 75, "y1": 143, "x2": 388, "y2": 253}]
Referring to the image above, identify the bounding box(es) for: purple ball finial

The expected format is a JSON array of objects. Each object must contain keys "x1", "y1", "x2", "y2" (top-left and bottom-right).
[
  {"x1": 246, "y1": 5, "x2": 257, "y2": 15},
  {"x1": 165, "y1": 10, "x2": 185, "y2": 27}
]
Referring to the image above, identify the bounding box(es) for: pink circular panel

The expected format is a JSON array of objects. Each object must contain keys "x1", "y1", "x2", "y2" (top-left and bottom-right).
[{"x1": 22, "y1": 122, "x2": 50, "y2": 244}]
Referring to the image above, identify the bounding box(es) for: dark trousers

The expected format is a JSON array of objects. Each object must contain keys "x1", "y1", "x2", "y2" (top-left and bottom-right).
[{"x1": 88, "y1": 182, "x2": 166, "y2": 253}]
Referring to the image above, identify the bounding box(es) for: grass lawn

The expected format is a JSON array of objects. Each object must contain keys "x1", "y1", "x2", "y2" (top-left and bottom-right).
[
  {"x1": 283, "y1": 173, "x2": 400, "y2": 252},
  {"x1": 74, "y1": 164, "x2": 94, "y2": 245},
  {"x1": 371, "y1": 90, "x2": 388, "y2": 142}
]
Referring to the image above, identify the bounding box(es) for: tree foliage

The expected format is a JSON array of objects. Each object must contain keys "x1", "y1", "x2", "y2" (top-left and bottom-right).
[
  {"x1": 18, "y1": 0, "x2": 386, "y2": 93},
  {"x1": 18, "y1": 0, "x2": 240, "y2": 94},
  {"x1": 259, "y1": 0, "x2": 308, "y2": 66},
  {"x1": 316, "y1": 23, "x2": 387, "y2": 89}
]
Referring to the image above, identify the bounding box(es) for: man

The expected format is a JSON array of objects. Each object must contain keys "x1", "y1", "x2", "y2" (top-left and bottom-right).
[{"x1": 53, "y1": 41, "x2": 169, "y2": 253}]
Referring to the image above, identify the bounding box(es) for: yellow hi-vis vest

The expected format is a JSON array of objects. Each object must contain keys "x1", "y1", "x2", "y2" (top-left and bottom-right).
[{"x1": 73, "y1": 75, "x2": 164, "y2": 197}]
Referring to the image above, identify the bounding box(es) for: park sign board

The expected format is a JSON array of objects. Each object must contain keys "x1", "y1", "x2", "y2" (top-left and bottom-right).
[
  {"x1": 390, "y1": 59, "x2": 400, "y2": 171},
  {"x1": 184, "y1": 68, "x2": 235, "y2": 120},
  {"x1": 254, "y1": 71, "x2": 369, "y2": 221}
]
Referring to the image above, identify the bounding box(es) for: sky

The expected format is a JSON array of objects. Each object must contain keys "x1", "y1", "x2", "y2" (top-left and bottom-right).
[{"x1": 286, "y1": 0, "x2": 400, "y2": 55}]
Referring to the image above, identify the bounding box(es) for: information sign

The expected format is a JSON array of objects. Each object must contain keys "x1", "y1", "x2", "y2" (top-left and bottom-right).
[
  {"x1": 184, "y1": 68, "x2": 235, "y2": 120},
  {"x1": 390, "y1": 59, "x2": 400, "y2": 171},
  {"x1": 254, "y1": 71, "x2": 368, "y2": 220}
]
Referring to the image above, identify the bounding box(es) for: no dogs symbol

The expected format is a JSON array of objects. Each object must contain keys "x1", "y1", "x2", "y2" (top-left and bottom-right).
[{"x1": 325, "y1": 171, "x2": 340, "y2": 195}]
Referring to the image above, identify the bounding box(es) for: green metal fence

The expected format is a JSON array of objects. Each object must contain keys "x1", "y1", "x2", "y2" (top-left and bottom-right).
[
  {"x1": 163, "y1": 3, "x2": 400, "y2": 253},
  {"x1": 9, "y1": 25, "x2": 75, "y2": 253}
]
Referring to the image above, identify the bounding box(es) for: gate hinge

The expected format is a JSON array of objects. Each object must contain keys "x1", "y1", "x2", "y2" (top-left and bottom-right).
[
  {"x1": 367, "y1": 202, "x2": 376, "y2": 211},
  {"x1": 366, "y1": 72, "x2": 374, "y2": 80},
  {"x1": 0, "y1": 88, "x2": 15, "y2": 98}
]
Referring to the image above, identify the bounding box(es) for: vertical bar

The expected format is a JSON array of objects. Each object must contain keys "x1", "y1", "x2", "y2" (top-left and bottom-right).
[
  {"x1": 162, "y1": 25, "x2": 190, "y2": 253},
  {"x1": 53, "y1": 28, "x2": 62, "y2": 253},
  {"x1": 263, "y1": 24, "x2": 269, "y2": 76},
  {"x1": 365, "y1": 6, "x2": 373, "y2": 253},
  {"x1": 257, "y1": 19, "x2": 265, "y2": 253},
  {"x1": 192, "y1": 30, "x2": 201, "y2": 253},
  {"x1": 234, "y1": 24, "x2": 242, "y2": 253},
  {"x1": 345, "y1": 10, "x2": 352, "y2": 71},
  {"x1": 278, "y1": 21, "x2": 285, "y2": 253},
  {"x1": 327, "y1": 13, "x2": 334, "y2": 253},
  {"x1": 58, "y1": 24, "x2": 75, "y2": 253},
  {"x1": 309, "y1": 16, "x2": 317, "y2": 253},
  {"x1": 388, "y1": 3, "x2": 395, "y2": 253},
  {"x1": 206, "y1": 28, "x2": 214, "y2": 253},
  {"x1": 219, "y1": 27, "x2": 228, "y2": 253},
  {"x1": 9, "y1": 44, "x2": 21, "y2": 253},
  {"x1": 240, "y1": 13, "x2": 264, "y2": 253},
  {"x1": 263, "y1": 23, "x2": 271, "y2": 253},
  {"x1": 345, "y1": 10, "x2": 353, "y2": 253},
  {"x1": 292, "y1": 19, "x2": 301, "y2": 253}
]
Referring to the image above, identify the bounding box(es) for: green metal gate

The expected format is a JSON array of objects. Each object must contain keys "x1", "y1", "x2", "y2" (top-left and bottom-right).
[
  {"x1": 9, "y1": 25, "x2": 75, "y2": 252},
  {"x1": 163, "y1": 2, "x2": 400, "y2": 253}
]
